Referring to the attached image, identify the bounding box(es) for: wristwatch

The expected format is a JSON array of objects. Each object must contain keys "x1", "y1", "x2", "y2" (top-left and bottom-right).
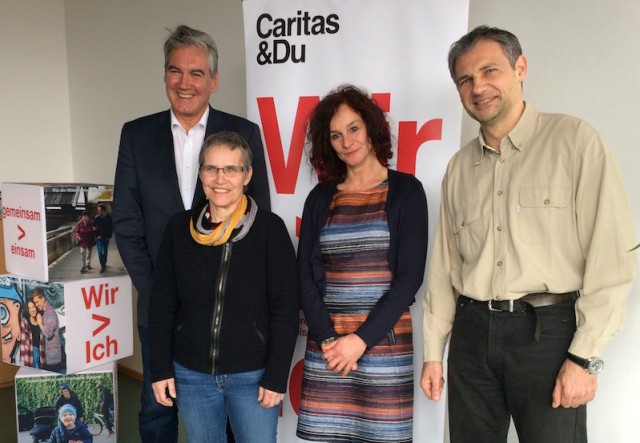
[
  {"x1": 567, "y1": 353, "x2": 604, "y2": 374},
  {"x1": 321, "y1": 336, "x2": 339, "y2": 347}
]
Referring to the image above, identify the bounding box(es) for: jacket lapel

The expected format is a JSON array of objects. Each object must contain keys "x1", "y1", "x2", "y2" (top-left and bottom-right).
[{"x1": 155, "y1": 111, "x2": 185, "y2": 210}]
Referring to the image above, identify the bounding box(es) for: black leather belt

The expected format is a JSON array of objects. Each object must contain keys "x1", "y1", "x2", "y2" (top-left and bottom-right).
[
  {"x1": 459, "y1": 291, "x2": 580, "y2": 340},
  {"x1": 485, "y1": 291, "x2": 579, "y2": 312}
]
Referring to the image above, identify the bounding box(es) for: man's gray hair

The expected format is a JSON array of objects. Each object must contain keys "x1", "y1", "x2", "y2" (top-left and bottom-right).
[{"x1": 164, "y1": 25, "x2": 219, "y2": 76}]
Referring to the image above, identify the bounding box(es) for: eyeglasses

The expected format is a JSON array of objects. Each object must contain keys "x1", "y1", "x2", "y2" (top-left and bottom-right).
[{"x1": 201, "y1": 165, "x2": 247, "y2": 177}]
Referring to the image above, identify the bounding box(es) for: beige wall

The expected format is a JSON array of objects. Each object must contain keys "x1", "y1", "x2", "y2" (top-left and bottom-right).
[{"x1": 0, "y1": 0, "x2": 73, "y2": 183}]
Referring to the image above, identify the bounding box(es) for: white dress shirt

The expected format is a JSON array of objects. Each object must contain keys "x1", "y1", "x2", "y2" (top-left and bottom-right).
[{"x1": 171, "y1": 107, "x2": 209, "y2": 209}]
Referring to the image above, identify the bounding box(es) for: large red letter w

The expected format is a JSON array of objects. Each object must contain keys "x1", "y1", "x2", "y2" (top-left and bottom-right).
[{"x1": 257, "y1": 96, "x2": 319, "y2": 194}]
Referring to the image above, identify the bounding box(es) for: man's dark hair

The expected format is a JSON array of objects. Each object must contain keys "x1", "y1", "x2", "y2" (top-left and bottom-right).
[{"x1": 448, "y1": 26, "x2": 522, "y2": 81}]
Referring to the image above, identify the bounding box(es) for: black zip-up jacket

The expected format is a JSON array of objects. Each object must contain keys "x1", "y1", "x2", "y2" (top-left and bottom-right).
[{"x1": 149, "y1": 208, "x2": 299, "y2": 393}]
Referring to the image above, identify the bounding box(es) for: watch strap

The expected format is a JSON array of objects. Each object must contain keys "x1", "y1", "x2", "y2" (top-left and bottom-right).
[
  {"x1": 566, "y1": 352, "x2": 589, "y2": 369},
  {"x1": 567, "y1": 352, "x2": 603, "y2": 374}
]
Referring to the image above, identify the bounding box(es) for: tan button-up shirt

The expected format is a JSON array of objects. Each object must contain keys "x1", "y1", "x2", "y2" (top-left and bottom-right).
[{"x1": 423, "y1": 103, "x2": 637, "y2": 361}]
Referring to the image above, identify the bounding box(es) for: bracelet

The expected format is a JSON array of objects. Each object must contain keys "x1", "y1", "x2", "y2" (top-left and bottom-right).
[{"x1": 321, "y1": 336, "x2": 339, "y2": 346}]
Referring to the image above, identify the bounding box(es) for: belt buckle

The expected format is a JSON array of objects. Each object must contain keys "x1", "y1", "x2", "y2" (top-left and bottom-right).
[{"x1": 488, "y1": 299, "x2": 514, "y2": 312}]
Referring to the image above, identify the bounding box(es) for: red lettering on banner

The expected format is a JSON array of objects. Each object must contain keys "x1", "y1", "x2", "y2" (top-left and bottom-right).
[
  {"x1": 371, "y1": 93, "x2": 390, "y2": 112},
  {"x1": 259, "y1": 92, "x2": 442, "y2": 188},
  {"x1": 81, "y1": 283, "x2": 119, "y2": 309},
  {"x1": 91, "y1": 313, "x2": 111, "y2": 336},
  {"x1": 288, "y1": 358, "x2": 304, "y2": 415},
  {"x1": 295, "y1": 216, "x2": 302, "y2": 238},
  {"x1": 258, "y1": 96, "x2": 319, "y2": 194},
  {"x1": 85, "y1": 335, "x2": 118, "y2": 363},
  {"x1": 397, "y1": 119, "x2": 443, "y2": 175}
]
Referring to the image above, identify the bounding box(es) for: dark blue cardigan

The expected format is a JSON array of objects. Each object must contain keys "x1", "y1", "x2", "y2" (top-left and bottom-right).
[{"x1": 298, "y1": 169, "x2": 428, "y2": 347}]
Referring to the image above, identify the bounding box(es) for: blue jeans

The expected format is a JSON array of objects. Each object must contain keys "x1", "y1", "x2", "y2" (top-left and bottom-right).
[
  {"x1": 173, "y1": 362, "x2": 279, "y2": 443},
  {"x1": 447, "y1": 297, "x2": 586, "y2": 443},
  {"x1": 139, "y1": 325, "x2": 179, "y2": 443},
  {"x1": 96, "y1": 237, "x2": 109, "y2": 269},
  {"x1": 33, "y1": 347, "x2": 40, "y2": 369}
]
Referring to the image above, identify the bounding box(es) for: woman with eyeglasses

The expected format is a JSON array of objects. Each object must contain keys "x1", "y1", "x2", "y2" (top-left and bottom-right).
[{"x1": 149, "y1": 131, "x2": 299, "y2": 442}]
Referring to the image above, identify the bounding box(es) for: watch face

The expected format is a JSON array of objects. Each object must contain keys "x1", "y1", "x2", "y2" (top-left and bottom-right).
[{"x1": 588, "y1": 358, "x2": 604, "y2": 374}]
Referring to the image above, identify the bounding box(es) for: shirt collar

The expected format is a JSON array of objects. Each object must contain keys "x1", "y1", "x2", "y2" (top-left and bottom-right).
[
  {"x1": 170, "y1": 106, "x2": 209, "y2": 132},
  {"x1": 506, "y1": 101, "x2": 538, "y2": 153},
  {"x1": 472, "y1": 102, "x2": 538, "y2": 165}
]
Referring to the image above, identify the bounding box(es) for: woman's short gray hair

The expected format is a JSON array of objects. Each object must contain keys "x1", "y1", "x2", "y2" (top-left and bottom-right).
[{"x1": 199, "y1": 132, "x2": 253, "y2": 170}]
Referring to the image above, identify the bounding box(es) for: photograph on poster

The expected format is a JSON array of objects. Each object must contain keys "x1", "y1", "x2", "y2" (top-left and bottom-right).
[
  {"x1": 1, "y1": 276, "x2": 66, "y2": 372},
  {"x1": 14, "y1": 365, "x2": 117, "y2": 442},
  {"x1": 1, "y1": 183, "x2": 128, "y2": 282}
]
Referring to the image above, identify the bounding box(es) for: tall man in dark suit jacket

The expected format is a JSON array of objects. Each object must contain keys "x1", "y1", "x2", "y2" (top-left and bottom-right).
[{"x1": 112, "y1": 25, "x2": 270, "y2": 443}]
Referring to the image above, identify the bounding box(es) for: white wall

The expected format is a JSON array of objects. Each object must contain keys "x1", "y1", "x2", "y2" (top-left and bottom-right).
[
  {"x1": 0, "y1": 0, "x2": 73, "y2": 182},
  {"x1": 63, "y1": 0, "x2": 249, "y2": 183},
  {"x1": 466, "y1": 1, "x2": 640, "y2": 441},
  {"x1": 0, "y1": 0, "x2": 638, "y2": 441}
]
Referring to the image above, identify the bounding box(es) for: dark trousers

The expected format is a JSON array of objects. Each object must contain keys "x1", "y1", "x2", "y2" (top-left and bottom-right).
[
  {"x1": 96, "y1": 237, "x2": 110, "y2": 269},
  {"x1": 447, "y1": 297, "x2": 587, "y2": 443},
  {"x1": 139, "y1": 325, "x2": 179, "y2": 443},
  {"x1": 138, "y1": 325, "x2": 236, "y2": 443},
  {"x1": 101, "y1": 403, "x2": 113, "y2": 432}
]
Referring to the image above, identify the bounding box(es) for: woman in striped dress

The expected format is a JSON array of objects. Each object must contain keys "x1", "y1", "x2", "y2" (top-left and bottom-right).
[{"x1": 296, "y1": 85, "x2": 428, "y2": 442}]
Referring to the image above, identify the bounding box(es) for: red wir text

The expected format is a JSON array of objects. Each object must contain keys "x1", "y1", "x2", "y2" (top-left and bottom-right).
[{"x1": 257, "y1": 93, "x2": 443, "y2": 194}]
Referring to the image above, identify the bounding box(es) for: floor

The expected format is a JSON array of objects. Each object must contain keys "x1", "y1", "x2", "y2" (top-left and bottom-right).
[
  {"x1": 0, "y1": 370, "x2": 187, "y2": 443},
  {"x1": 47, "y1": 235, "x2": 127, "y2": 281}
]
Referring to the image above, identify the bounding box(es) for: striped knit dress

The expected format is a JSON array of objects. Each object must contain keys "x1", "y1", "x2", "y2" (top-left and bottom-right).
[{"x1": 297, "y1": 181, "x2": 414, "y2": 442}]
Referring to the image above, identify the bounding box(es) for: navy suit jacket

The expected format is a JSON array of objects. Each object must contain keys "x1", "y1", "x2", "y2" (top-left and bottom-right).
[{"x1": 112, "y1": 106, "x2": 271, "y2": 326}]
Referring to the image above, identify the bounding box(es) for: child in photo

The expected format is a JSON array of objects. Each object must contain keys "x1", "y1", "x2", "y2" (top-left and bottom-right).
[{"x1": 48, "y1": 404, "x2": 93, "y2": 443}]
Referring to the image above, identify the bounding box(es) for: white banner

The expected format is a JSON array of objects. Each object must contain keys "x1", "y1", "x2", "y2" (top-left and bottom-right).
[{"x1": 243, "y1": 1, "x2": 468, "y2": 441}]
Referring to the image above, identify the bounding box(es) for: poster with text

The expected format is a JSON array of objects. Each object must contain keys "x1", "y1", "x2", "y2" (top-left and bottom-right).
[{"x1": 243, "y1": 0, "x2": 469, "y2": 441}]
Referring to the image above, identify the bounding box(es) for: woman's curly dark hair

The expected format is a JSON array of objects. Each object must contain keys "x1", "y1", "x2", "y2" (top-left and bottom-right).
[{"x1": 308, "y1": 85, "x2": 393, "y2": 184}]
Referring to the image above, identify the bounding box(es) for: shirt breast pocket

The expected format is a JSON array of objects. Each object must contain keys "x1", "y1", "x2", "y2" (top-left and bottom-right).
[
  {"x1": 452, "y1": 201, "x2": 483, "y2": 259},
  {"x1": 517, "y1": 186, "x2": 572, "y2": 245}
]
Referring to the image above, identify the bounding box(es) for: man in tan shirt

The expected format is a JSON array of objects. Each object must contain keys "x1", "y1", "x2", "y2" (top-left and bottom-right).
[{"x1": 421, "y1": 26, "x2": 636, "y2": 442}]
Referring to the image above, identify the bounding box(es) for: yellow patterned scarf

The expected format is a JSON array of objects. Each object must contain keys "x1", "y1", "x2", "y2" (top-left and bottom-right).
[{"x1": 190, "y1": 195, "x2": 249, "y2": 246}]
